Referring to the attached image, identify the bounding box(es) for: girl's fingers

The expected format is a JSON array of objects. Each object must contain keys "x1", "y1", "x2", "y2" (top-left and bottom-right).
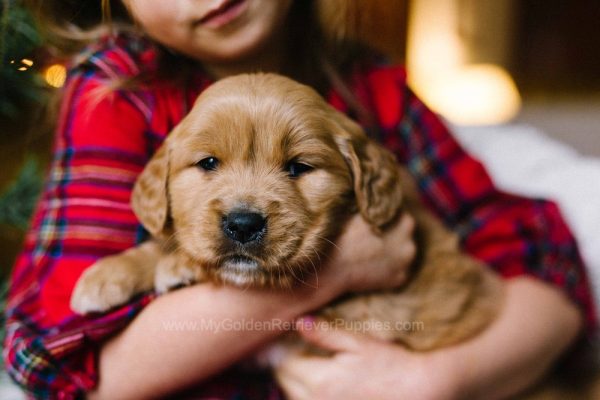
[
  {"x1": 275, "y1": 373, "x2": 310, "y2": 400},
  {"x1": 275, "y1": 353, "x2": 328, "y2": 400},
  {"x1": 274, "y1": 363, "x2": 313, "y2": 400}
]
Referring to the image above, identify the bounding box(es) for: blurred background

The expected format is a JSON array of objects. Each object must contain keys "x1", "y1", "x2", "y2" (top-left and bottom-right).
[{"x1": 1, "y1": 0, "x2": 599, "y2": 395}]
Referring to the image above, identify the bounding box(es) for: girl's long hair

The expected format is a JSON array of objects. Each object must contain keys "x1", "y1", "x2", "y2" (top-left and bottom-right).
[{"x1": 25, "y1": 0, "x2": 378, "y2": 120}]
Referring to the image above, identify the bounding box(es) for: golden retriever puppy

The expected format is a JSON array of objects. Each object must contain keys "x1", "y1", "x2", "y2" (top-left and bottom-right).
[{"x1": 71, "y1": 73, "x2": 503, "y2": 351}]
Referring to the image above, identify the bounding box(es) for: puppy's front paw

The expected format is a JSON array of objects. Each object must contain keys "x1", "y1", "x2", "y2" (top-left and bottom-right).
[
  {"x1": 154, "y1": 254, "x2": 201, "y2": 293},
  {"x1": 70, "y1": 257, "x2": 143, "y2": 315}
]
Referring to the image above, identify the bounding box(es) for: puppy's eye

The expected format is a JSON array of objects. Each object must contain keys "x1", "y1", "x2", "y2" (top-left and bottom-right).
[
  {"x1": 196, "y1": 157, "x2": 219, "y2": 171},
  {"x1": 287, "y1": 161, "x2": 314, "y2": 178}
]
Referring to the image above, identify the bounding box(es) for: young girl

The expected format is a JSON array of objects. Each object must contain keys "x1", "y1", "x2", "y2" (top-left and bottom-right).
[{"x1": 5, "y1": 1, "x2": 595, "y2": 398}]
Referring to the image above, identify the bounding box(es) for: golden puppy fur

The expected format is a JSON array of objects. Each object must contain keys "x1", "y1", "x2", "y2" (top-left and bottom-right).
[{"x1": 71, "y1": 73, "x2": 503, "y2": 351}]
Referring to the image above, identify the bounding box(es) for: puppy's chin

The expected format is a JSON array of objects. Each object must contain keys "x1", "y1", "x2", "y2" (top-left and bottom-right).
[
  {"x1": 218, "y1": 256, "x2": 261, "y2": 287},
  {"x1": 207, "y1": 255, "x2": 301, "y2": 289}
]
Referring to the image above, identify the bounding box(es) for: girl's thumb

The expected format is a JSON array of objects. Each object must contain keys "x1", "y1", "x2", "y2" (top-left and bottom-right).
[{"x1": 295, "y1": 316, "x2": 363, "y2": 353}]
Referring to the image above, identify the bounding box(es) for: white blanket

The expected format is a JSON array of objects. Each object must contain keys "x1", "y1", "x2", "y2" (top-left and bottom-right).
[{"x1": 452, "y1": 124, "x2": 600, "y2": 305}]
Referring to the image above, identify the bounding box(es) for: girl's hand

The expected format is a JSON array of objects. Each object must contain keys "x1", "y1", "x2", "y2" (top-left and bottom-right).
[
  {"x1": 320, "y1": 213, "x2": 416, "y2": 294},
  {"x1": 277, "y1": 278, "x2": 584, "y2": 400},
  {"x1": 275, "y1": 317, "x2": 458, "y2": 400}
]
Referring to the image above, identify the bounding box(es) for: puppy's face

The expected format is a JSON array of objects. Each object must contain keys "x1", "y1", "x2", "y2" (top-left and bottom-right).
[{"x1": 133, "y1": 74, "x2": 402, "y2": 287}]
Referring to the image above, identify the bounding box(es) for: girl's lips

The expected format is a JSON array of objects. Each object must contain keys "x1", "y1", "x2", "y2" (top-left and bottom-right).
[{"x1": 197, "y1": 0, "x2": 248, "y2": 29}]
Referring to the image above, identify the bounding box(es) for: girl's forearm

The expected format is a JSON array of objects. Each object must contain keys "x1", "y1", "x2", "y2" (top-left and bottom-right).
[
  {"x1": 89, "y1": 281, "x2": 340, "y2": 399},
  {"x1": 443, "y1": 277, "x2": 583, "y2": 399},
  {"x1": 88, "y1": 214, "x2": 415, "y2": 399}
]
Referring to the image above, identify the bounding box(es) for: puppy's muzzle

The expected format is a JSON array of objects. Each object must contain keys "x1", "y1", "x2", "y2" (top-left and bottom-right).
[{"x1": 222, "y1": 211, "x2": 267, "y2": 244}]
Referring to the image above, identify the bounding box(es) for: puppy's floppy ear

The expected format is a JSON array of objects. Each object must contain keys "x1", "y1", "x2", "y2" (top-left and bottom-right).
[
  {"x1": 131, "y1": 143, "x2": 170, "y2": 237},
  {"x1": 330, "y1": 109, "x2": 403, "y2": 232}
]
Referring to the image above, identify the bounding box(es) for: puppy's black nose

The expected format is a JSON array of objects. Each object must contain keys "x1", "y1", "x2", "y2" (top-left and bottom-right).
[{"x1": 222, "y1": 212, "x2": 266, "y2": 244}]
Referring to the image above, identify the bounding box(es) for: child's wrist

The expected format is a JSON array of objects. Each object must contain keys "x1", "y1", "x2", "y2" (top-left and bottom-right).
[
  {"x1": 427, "y1": 349, "x2": 472, "y2": 400},
  {"x1": 270, "y1": 273, "x2": 342, "y2": 320}
]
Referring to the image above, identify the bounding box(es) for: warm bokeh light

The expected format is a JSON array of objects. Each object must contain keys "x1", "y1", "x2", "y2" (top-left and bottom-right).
[
  {"x1": 16, "y1": 58, "x2": 34, "y2": 72},
  {"x1": 416, "y1": 64, "x2": 522, "y2": 126},
  {"x1": 407, "y1": 0, "x2": 522, "y2": 125},
  {"x1": 406, "y1": 0, "x2": 465, "y2": 82},
  {"x1": 44, "y1": 64, "x2": 67, "y2": 88}
]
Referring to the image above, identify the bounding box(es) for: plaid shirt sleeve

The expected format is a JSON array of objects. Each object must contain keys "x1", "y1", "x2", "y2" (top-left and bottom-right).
[
  {"x1": 349, "y1": 65, "x2": 597, "y2": 331},
  {"x1": 3, "y1": 54, "x2": 159, "y2": 398}
]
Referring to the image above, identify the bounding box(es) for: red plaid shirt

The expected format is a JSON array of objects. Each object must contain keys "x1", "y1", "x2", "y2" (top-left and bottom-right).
[{"x1": 4, "y1": 36, "x2": 596, "y2": 399}]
